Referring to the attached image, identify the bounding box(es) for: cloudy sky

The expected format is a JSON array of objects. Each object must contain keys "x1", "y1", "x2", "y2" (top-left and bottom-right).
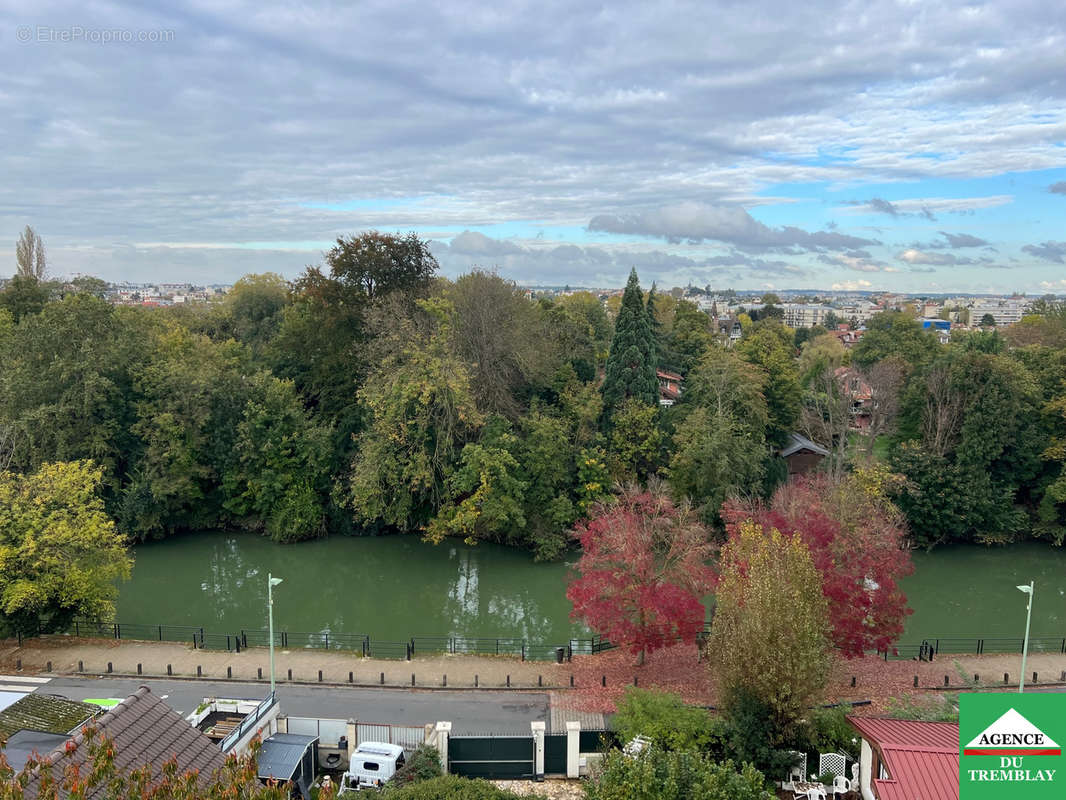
[{"x1": 3, "y1": 0, "x2": 1066, "y2": 293}]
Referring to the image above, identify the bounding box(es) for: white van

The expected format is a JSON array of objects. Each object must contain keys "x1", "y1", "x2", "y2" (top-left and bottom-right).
[{"x1": 339, "y1": 742, "x2": 406, "y2": 792}]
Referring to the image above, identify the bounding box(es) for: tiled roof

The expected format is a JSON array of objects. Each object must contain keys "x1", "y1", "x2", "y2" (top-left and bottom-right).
[
  {"x1": 0, "y1": 694, "x2": 100, "y2": 741},
  {"x1": 849, "y1": 717, "x2": 960, "y2": 800},
  {"x1": 21, "y1": 686, "x2": 229, "y2": 799}
]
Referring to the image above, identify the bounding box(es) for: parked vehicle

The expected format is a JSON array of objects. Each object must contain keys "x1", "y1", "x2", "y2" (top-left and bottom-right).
[{"x1": 338, "y1": 742, "x2": 406, "y2": 793}]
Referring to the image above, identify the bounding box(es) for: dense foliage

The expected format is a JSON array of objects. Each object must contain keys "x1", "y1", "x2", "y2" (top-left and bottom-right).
[
  {"x1": 0, "y1": 461, "x2": 132, "y2": 636},
  {"x1": 583, "y1": 749, "x2": 772, "y2": 800},
  {"x1": 612, "y1": 687, "x2": 720, "y2": 752}
]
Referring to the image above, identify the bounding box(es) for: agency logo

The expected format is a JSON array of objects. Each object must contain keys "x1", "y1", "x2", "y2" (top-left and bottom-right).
[{"x1": 960, "y1": 694, "x2": 1066, "y2": 799}]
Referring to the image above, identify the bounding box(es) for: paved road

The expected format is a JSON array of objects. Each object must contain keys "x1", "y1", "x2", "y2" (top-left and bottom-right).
[{"x1": 33, "y1": 675, "x2": 548, "y2": 733}]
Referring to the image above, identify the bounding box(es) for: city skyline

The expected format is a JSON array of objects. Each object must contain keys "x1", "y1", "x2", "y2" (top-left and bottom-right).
[{"x1": 3, "y1": 1, "x2": 1066, "y2": 292}]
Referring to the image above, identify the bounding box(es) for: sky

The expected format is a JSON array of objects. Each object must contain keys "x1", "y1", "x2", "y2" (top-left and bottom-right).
[{"x1": 2, "y1": 0, "x2": 1066, "y2": 293}]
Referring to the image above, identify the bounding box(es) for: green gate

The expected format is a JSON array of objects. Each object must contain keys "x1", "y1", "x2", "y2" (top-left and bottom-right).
[
  {"x1": 544, "y1": 734, "x2": 567, "y2": 774},
  {"x1": 448, "y1": 735, "x2": 534, "y2": 779}
]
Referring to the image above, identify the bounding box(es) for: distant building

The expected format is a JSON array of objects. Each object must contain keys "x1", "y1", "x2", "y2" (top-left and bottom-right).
[
  {"x1": 657, "y1": 369, "x2": 682, "y2": 406},
  {"x1": 781, "y1": 303, "x2": 833, "y2": 329},
  {"x1": 970, "y1": 298, "x2": 1027, "y2": 327},
  {"x1": 779, "y1": 433, "x2": 829, "y2": 476}
]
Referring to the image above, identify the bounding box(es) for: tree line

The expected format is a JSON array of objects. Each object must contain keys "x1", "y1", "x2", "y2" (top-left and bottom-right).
[{"x1": 3, "y1": 230, "x2": 1066, "y2": 560}]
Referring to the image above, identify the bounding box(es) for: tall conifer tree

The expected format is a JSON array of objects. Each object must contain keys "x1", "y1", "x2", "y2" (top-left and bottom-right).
[{"x1": 602, "y1": 269, "x2": 658, "y2": 414}]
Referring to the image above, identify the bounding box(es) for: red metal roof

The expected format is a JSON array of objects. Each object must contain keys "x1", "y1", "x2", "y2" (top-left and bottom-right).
[
  {"x1": 849, "y1": 718, "x2": 959, "y2": 800},
  {"x1": 656, "y1": 369, "x2": 683, "y2": 381}
]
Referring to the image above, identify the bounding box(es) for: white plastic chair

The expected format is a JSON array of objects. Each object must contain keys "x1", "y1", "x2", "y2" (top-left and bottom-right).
[
  {"x1": 783, "y1": 751, "x2": 807, "y2": 790},
  {"x1": 831, "y1": 775, "x2": 852, "y2": 796}
]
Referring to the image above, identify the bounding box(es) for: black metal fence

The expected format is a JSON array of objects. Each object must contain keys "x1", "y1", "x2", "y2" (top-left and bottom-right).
[{"x1": 877, "y1": 635, "x2": 1066, "y2": 661}]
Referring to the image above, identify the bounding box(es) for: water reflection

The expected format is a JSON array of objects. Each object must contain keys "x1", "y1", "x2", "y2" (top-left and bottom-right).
[{"x1": 120, "y1": 532, "x2": 584, "y2": 642}]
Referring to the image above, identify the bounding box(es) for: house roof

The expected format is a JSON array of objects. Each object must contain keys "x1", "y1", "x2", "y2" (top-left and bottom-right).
[
  {"x1": 779, "y1": 432, "x2": 830, "y2": 458},
  {"x1": 20, "y1": 686, "x2": 229, "y2": 799},
  {"x1": 257, "y1": 733, "x2": 318, "y2": 780},
  {"x1": 3, "y1": 730, "x2": 73, "y2": 773},
  {"x1": 0, "y1": 694, "x2": 100, "y2": 742},
  {"x1": 656, "y1": 369, "x2": 683, "y2": 382},
  {"x1": 849, "y1": 717, "x2": 959, "y2": 800}
]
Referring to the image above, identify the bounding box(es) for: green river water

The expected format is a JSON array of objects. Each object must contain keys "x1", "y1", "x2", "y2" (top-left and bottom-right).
[{"x1": 116, "y1": 533, "x2": 1066, "y2": 645}]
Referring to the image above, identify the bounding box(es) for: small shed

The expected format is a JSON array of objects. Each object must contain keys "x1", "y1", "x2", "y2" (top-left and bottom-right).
[
  {"x1": 780, "y1": 432, "x2": 830, "y2": 476},
  {"x1": 258, "y1": 733, "x2": 319, "y2": 800},
  {"x1": 3, "y1": 730, "x2": 73, "y2": 773}
]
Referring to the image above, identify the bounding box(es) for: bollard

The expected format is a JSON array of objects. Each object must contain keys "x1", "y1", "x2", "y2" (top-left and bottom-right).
[
  {"x1": 475, "y1": 674, "x2": 479, "y2": 688},
  {"x1": 287, "y1": 668, "x2": 292, "y2": 681},
  {"x1": 137, "y1": 663, "x2": 142, "y2": 675},
  {"x1": 944, "y1": 675, "x2": 949, "y2": 687},
  {"x1": 167, "y1": 664, "x2": 172, "y2": 676},
  {"x1": 539, "y1": 675, "x2": 543, "y2": 687},
  {"x1": 107, "y1": 662, "x2": 112, "y2": 674},
  {"x1": 78, "y1": 660, "x2": 84, "y2": 672},
  {"x1": 349, "y1": 671, "x2": 353, "y2": 683},
  {"x1": 46, "y1": 661, "x2": 52, "y2": 673},
  {"x1": 570, "y1": 674, "x2": 574, "y2": 688},
  {"x1": 318, "y1": 670, "x2": 323, "y2": 683},
  {"x1": 913, "y1": 675, "x2": 918, "y2": 688},
  {"x1": 380, "y1": 672, "x2": 384, "y2": 685},
  {"x1": 443, "y1": 674, "x2": 447, "y2": 687},
  {"x1": 851, "y1": 676, "x2": 856, "y2": 687},
  {"x1": 1061, "y1": 670, "x2": 1066, "y2": 682},
  {"x1": 227, "y1": 666, "x2": 232, "y2": 679},
  {"x1": 258, "y1": 667, "x2": 263, "y2": 679},
  {"x1": 411, "y1": 674, "x2": 415, "y2": 686},
  {"x1": 197, "y1": 665, "x2": 202, "y2": 677},
  {"x1": 974, "y1": 674, "x2": 979, "y2": 683},
  {"x1": 507, "y1": 675, "x2": 511, "y2": 688},
  {"x1": 1034, "y1": 671, "x2": 1038, "y2": 683},
  {"x1": 16, "y1": 659, "x2": 20, "y2": 671},
  {"x1": 1004, "y1": 673, "x2": 1009, "y2": 684},
  {"x1": 601, "y1": 675, "x2": 606, "y2": 688},
  {"x1": 633, "y1": 676, "x2": 637, "y2": 687}
]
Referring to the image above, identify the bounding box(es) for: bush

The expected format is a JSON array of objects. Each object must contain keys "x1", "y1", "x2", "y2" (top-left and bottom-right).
[
  {"x1": 718, "y1": 690, "x2": 805, "y2": 779},
  {"x1": 381, "y1": 775, "x2": 531, "y2": 799},
  {"x1": 385, "y1": 744, "x2": 442, "y2": 789},
  {"x1": 583, "y1": 748, "x2": 773, "y2": 800},
  {"x1": 809, "y1": 706, "x2": 859, "y2": 758},
  {"x1": 613, "y1": 687, "x2": 721, "y2": 752}
]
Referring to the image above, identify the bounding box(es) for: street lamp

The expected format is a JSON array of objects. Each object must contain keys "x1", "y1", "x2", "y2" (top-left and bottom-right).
[
  {"x1": 1017, "y1": 581, "x2": 1034, "y2": 694},
  {"x1": 268, "y1": 574, "x2": 283, "y2": 695}
]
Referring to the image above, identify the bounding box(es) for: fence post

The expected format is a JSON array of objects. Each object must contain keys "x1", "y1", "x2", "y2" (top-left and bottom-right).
[
  {"x1": 197, "y1": 665, "x2": 202, "y2": 677},
  {"x1": 287, "y1": 668, "x2": 292, "y2": 681},
  {"x1": 325, "y1": 633, "x2": 329, "y2": 650},
  {"x1": 380, "y1": 672, "x2": 384, "y2": 685},
  {"x1": 46, "y1": 661, "x2": 52, "y2": 673},
  {"x1": 258, "y1": 667, "x2": 263, "y2": 680},
  {"x1": 138, "y1": 663, "x2": 142, "y2": 675},
  {"x1": 521, "y1": 643, "x2": 526, "y2": 661},
  {"x1": 167, "y1": 664, "x2": 172, "y2": 676},
  {"x1": 531, "y1": 721, "x2": 545, "y2": 780},
  {"x1": 113, "y1": 623, "x2": 119, "y2": 640},
  {"x1": 227, "y1": 666, "x2": 232, "y2": 679},
  {"x1": 78, "y1": 660, "x2": 83, "y2": 672},
  {"x1": 75, "y1": 621, "x2": 79, "y2": 637},
  {"x1": 107, "y1": 662, "x2": 112, "y2": 674},
  {"x1": 158, "y1": 625, "x2": 162, "y2": 641},
  {"x1": 566, "y1": 721, "x2": 581, "y2": 778},
  {"x1": 433, "y1": 722, "x2": 451, "y2": 773}
]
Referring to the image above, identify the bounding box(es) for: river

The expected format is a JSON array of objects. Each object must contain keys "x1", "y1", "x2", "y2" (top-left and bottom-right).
[{"x1": 115, "y1": 533, "x2": 1066, "y2": 645}]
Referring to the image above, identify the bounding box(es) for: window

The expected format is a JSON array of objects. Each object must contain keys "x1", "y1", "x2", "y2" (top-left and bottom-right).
[
  {"x1": 362, "y1": 762, "x2": 379, "y2": 771},
  {"x1": 396, "y1": 754, "x2": 405, "y2": 767}
]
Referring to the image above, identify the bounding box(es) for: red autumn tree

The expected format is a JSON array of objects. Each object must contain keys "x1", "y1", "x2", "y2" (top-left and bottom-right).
[
  {"x1": 567, "y1": 483, "x2": 716, "y2": 663},
  {"x1": 721, "y1": 469, "x2": 913, "y2": 657}
]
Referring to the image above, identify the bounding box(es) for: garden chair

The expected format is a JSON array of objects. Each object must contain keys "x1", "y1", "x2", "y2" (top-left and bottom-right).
[{"x1": 831, "y1": 775, "x2": 852, "y2": 796}]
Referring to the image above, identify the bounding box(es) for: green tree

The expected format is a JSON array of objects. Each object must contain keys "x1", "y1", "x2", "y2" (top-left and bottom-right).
[
  {"x1": 851, "y1": 311, "x2": 938, "y2": 369},
  {"x1": 735, "y1": 322, "x2": 801, "y2": 446},
  {"x1": 0, "y1": 274, "x2": 52, "y2": 322},
  {"x1": 711, "y1": 521, "x2": 830, "y2": 744},
  {"x1": 0, "y1": 461, "x2": 131, "y2": 635},
  {"x1": 349, "y1": 299, "x2": 483, "y2": 531},
  {"x1": 223, "y1": 272, "x2": 290, "y2": 353},
  {"x1": 222, "y1": 373, "x2": 332, "y2": 542},
  {"x1": 613, "y1": 687, "x2": 720, "y2": 751},
  {"x1": 608, "y1": 399, "x2": 663, "y2": 481},
  {"x1": 602, "y1": 270, "x2": 658, "y2": 414},
  {"x1": 979, "y1": 312, "x2": 997, "y2": 327}
]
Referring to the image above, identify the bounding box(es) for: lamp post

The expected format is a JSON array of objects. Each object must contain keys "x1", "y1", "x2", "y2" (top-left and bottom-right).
[
  {"x1": 268, "y1": 574, "x2": 283, "y2": 695},
  {"x1": 1017, "y1": 581, "x2": 1034, "y2": 693}
]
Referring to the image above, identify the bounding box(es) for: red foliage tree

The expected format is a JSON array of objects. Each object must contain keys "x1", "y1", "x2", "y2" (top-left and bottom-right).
[
  {"x1": 721, "y1": 472, "x2": 913, "y2": 657},
  {"x1": 567, "y1": 483, "x2": 716, "y2": 662}
]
